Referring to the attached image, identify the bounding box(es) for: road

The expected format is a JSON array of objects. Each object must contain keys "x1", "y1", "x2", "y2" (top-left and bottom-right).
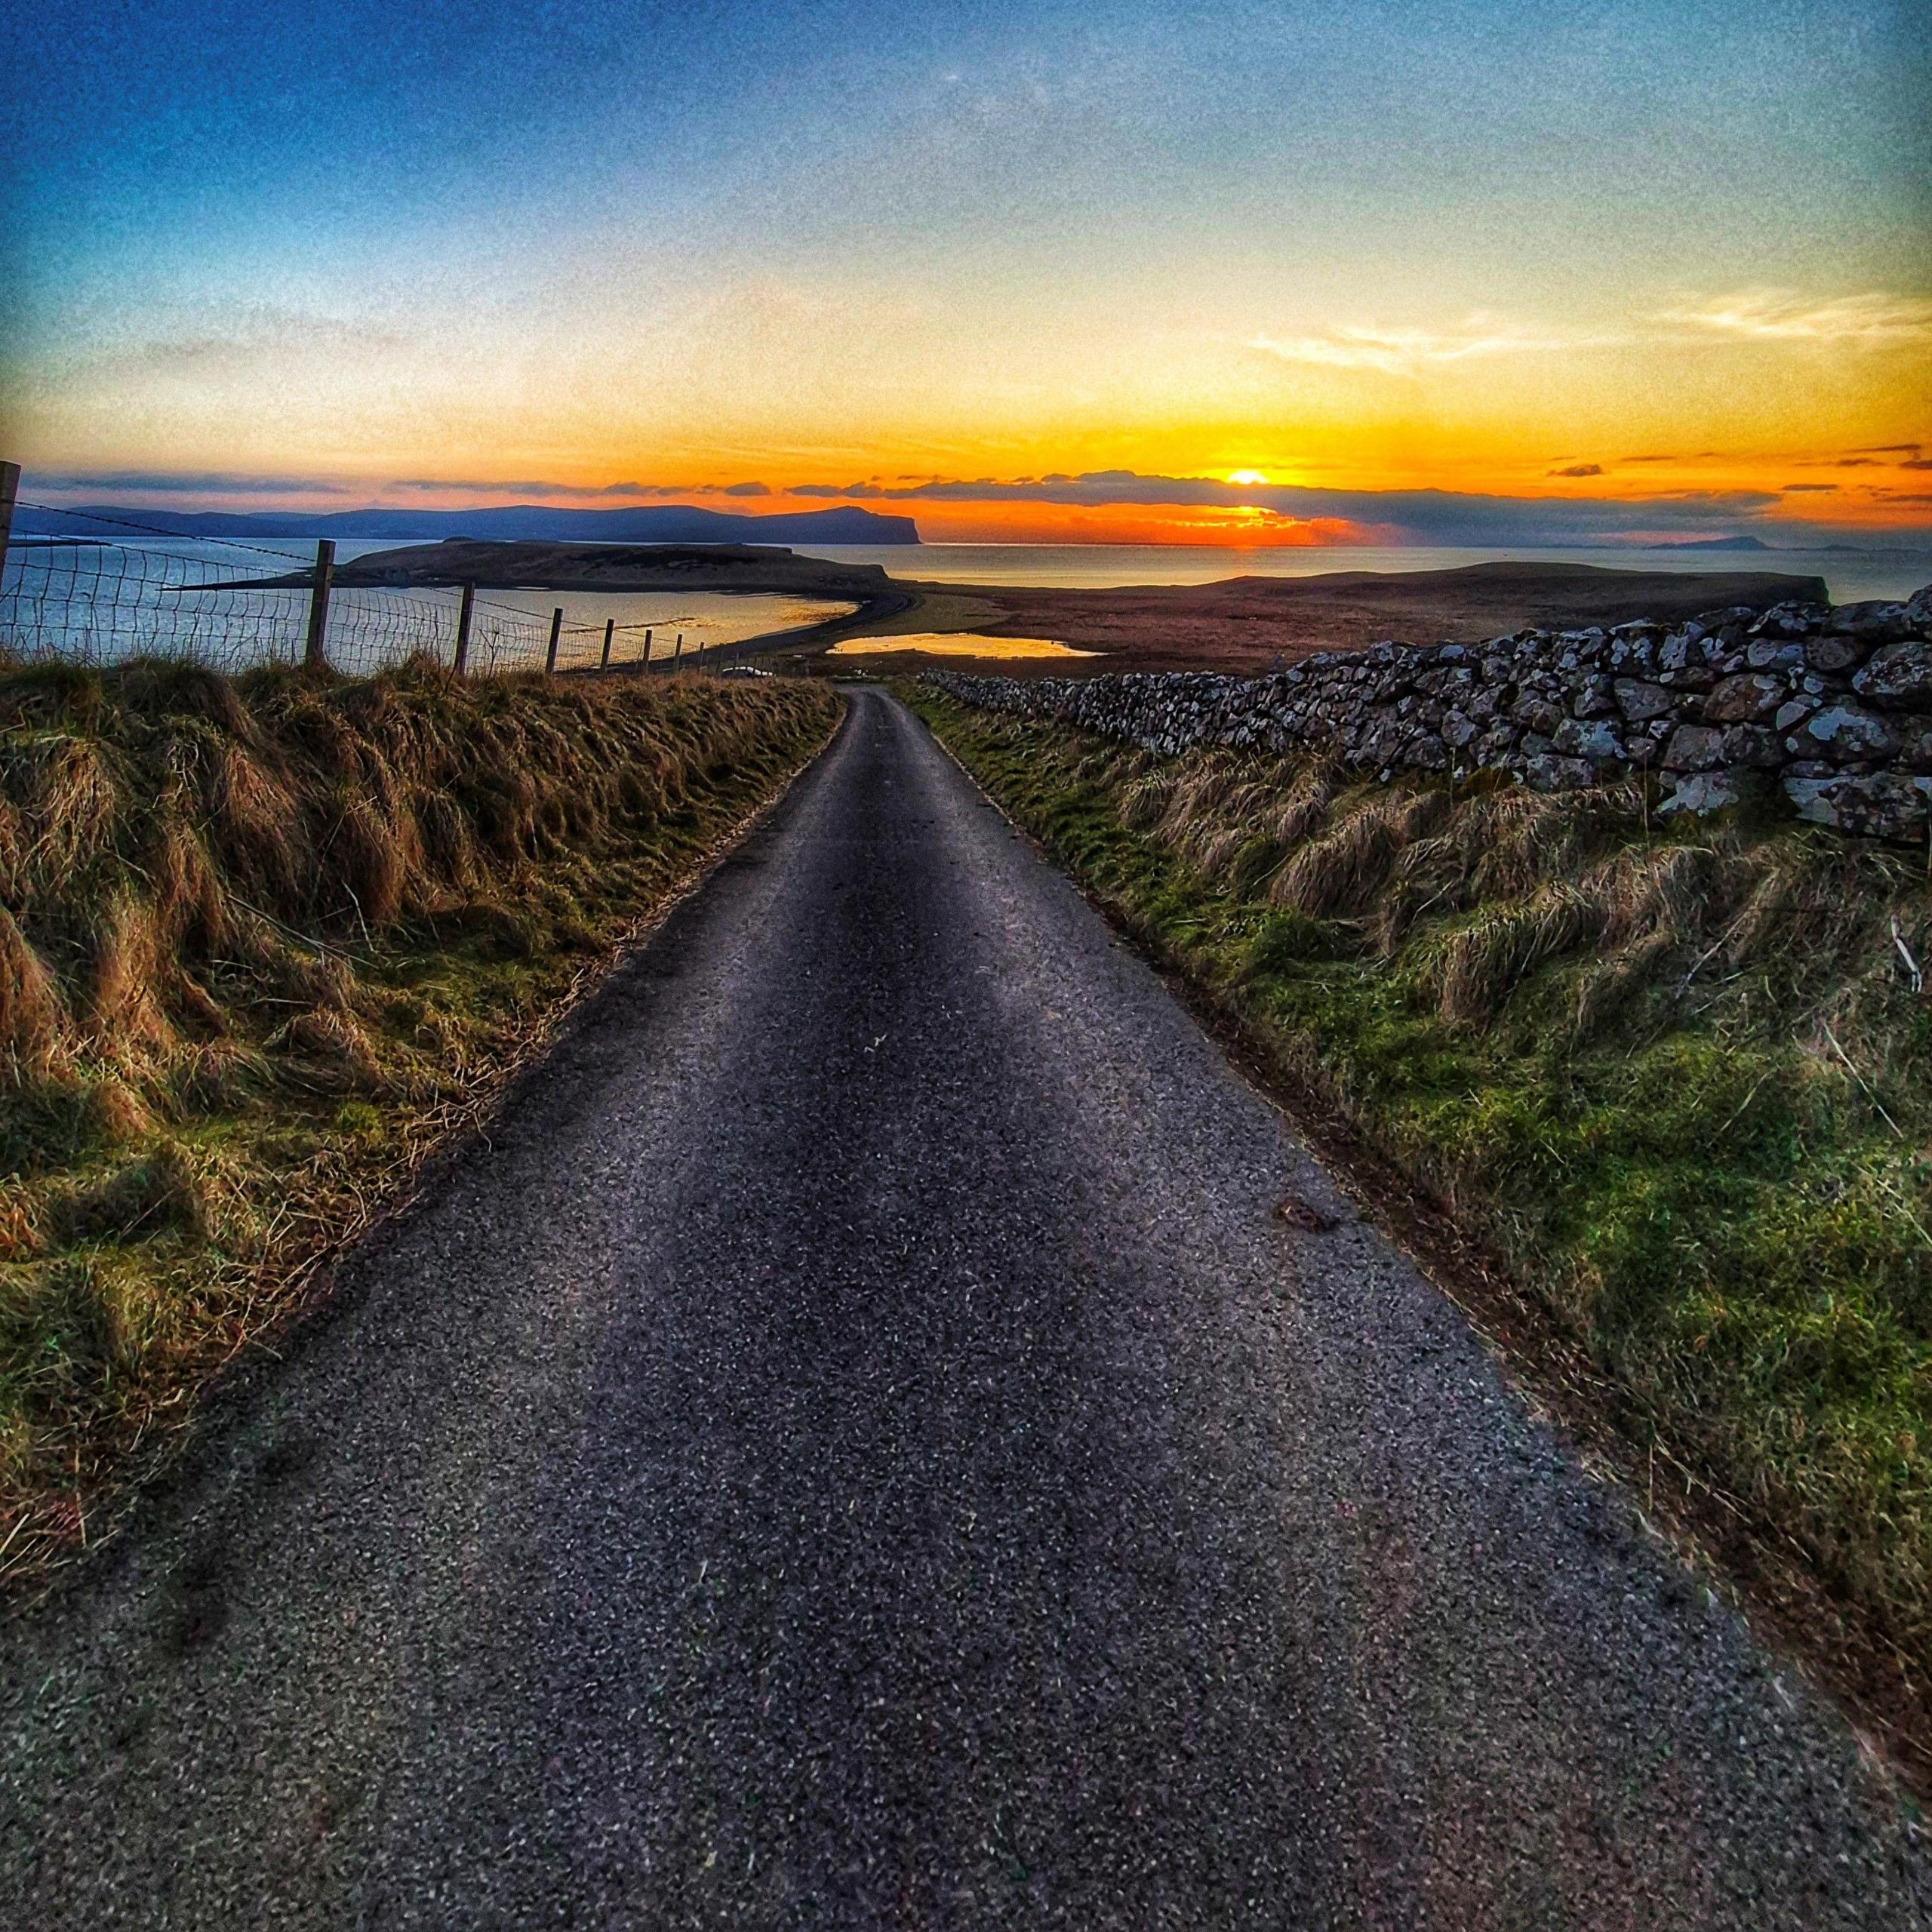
[{"x1": 2, "y1": 687, "x2": 1926, "y2": 1927}]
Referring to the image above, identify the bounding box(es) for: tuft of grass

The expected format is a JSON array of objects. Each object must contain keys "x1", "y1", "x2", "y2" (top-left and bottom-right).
[
  {"x1": 904, "y1": 684, "x2": 1932, "y2": 1703},
  {"x1": 0, "y1": 658, "x2": 838, "y2": 1574}
]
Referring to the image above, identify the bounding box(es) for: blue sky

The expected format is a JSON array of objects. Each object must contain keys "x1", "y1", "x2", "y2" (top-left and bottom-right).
[{"x1": 3, "y1": 0, "x2": 1927, "y2": 543}]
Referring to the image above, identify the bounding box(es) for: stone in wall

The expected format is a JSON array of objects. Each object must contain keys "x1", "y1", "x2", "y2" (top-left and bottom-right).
[
  {"x1": 922, "y1": 582, "x2": 1932, "y2": 845},
  {"x1": 1854, "y1": 641, "x2": 1932, "y2": 711},
  {"x1": 1786, "y1": 772, "x2": 1932, "y2": 843}
]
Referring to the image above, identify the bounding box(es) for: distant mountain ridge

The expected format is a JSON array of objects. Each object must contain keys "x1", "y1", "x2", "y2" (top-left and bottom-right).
[
  {"x1": 1642, "y1": 536, "x2": 1773, "y2": 552},
  {"x1": 16, "y1": 502, "x2": 921, "y2": 546}
]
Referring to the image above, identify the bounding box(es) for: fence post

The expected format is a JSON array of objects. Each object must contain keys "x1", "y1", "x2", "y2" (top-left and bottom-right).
[
  {"x1": 0, "y1": 462, "x2": 19, "y2": 589},
  {"x1": 601, "y1": 617, "x2": 614, "y2": 671},
  {"x1": 673, "y1": 632, "x2": 683, "y2": 667},
  {"x1": 303, "y1": 539, "x2": 335, "y2": 671},
  {"x1": 643, "y1": 626, "x2": 653, "y2": 669},
  {"x1": 546, "y1": 606, "x2": 563, "y2": 674},
  {"x1": 453, "y1": 583, "x2": 474, "y2": 675}
]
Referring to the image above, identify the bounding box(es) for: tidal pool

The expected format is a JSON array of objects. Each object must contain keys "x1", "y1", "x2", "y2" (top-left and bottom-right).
[{"x1": 828, "y1": 632, "x2": 1097, "y2": 659}]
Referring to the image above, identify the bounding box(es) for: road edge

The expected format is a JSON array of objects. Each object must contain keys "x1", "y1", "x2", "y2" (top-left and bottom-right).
[
  {"x1": 898, "y1": 685, "x2": 1932, "y2": 1810},
  {"x1": 1, "y1": 694, "x2": 851, "y2": 1614}
]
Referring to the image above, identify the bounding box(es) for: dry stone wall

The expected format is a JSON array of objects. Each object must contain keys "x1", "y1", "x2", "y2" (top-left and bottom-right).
[{"x1": 924, "y1": 583, "x2": 1932, "y2": 842}]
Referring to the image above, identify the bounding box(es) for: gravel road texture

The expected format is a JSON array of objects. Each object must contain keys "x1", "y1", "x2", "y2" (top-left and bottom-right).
[{"x1": 1, "y1": 686, "x2": 1926, "y2": 1927}]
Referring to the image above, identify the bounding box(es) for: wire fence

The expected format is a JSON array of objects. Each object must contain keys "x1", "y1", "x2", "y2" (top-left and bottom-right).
[{"x1": 0, "y1": 494, "x2": 731, "y2": 681}]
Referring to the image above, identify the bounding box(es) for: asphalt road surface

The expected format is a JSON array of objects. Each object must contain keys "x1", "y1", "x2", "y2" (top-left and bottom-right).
[{"x1": 2, "y1": 687, "x2": 1927, "y2": 1928}]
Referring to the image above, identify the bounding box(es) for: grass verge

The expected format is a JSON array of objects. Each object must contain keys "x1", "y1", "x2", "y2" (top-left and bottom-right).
[
  {"x1": 904, "y1": 684, "x2": 1932, "y2": 1779},
  {"x1": 0, "y1": 657, "x2": 838, "y2": 1580}
]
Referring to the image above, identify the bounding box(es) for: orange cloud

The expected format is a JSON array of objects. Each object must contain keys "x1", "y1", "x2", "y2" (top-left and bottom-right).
[{"x1": 894, "y1": 500, "x2": 1382, "y2": 546}]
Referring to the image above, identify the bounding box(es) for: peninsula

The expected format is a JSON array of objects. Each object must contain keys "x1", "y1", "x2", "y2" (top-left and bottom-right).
[
  {"x1": 245, "y1": 540, "x2": 919, "y2": 650},
  {"x1": 276, "y1": 546, "x2": 1836, "y2": 673}
]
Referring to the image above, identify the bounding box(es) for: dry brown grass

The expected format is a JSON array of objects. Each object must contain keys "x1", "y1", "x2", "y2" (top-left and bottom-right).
[
  {"x1": 0, "y1": 654, "x2": 838, "y2": 1577},
  {"x1": 1135, "y1": 749, "x2": 1932, "y2": 1072}
]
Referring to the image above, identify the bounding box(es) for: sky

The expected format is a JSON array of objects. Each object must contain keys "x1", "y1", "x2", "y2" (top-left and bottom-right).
[{"x1": 2, "y1": 0, "x2": 1928, "y2": 547}]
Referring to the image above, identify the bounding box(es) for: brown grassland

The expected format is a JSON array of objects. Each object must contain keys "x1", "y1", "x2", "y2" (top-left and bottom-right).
[
  {"x1": 808, "y1": 562, "x2": 1831, "y2": 677},
  {"x1": 0, "y1": 656, "x2": 838, "y2": 1581}
]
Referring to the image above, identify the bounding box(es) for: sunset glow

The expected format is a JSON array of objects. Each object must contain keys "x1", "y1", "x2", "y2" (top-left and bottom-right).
[{"x1": 1, "y1": 2, "x2": 1925, "y2": 552}]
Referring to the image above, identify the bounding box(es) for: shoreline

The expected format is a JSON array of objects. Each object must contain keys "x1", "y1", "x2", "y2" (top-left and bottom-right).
[
  {"x1": 249, "y1": 542, "x2": 1841, "y2": 676},
  {"x1": 754, "y1": 558, "x2": 1836, "y2": 675}
]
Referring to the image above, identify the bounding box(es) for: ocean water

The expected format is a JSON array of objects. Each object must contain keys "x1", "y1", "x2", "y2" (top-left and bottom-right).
[
  {"x1": 798, "y1": 542, "x2": 1932, "y2": 606},
  {"x1": 437, "y1": 586, "x2": 856, "y2": 669},
  {"x1": 0, "y1": 538, "x2": 854, "y2": 672}
]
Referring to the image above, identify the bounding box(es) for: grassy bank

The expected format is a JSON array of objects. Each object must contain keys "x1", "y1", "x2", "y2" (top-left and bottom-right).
[
  {"x1": 906, "y1": 687, "x2": 1932, "y2": 1726},
  {"x1": 0, "y1": 658, "x2": 838, "y2": 1574}
]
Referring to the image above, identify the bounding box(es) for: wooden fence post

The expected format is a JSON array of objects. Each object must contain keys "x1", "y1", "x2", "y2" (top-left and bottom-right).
[
  {"x1": 642, "y1": 626, "x2": 653, "y2": 668},
  {"x1": 673, "y1": 632, "x2": 683, "y2": 667},
  {"x1": 546, "y1": 606, "x2": 563, "y2": 674},
  {"x1": 303, "y1": 539, "x2": 335, "y2": 671},
  {"x1": 0, "y1": 462, "x2": 19, "y2": 589},
  {"x1": 453, "y1": 583, "x2": 474, "y2": 675},
  {"x1": 601, "y1": 617, "x2": 614, "y2": 671}
]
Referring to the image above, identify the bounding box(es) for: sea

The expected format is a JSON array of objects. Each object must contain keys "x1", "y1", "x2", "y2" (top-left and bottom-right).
[{"x1": 5, "y1": 536, "x2": 1927, "y2": 672}]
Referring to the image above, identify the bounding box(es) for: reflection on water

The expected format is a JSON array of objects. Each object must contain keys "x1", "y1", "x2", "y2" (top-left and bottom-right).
[
  {"x1": 472, "y1": 589, "x2": 857, "y2": 669},
  {"x1": 829, "y1": 632, "x2": 1097, "y2": 659}
]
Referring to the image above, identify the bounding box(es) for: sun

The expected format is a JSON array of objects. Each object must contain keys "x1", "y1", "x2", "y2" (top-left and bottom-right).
[{"x1": 1226, "y1": 469, "x2": 1270, "y2": 486}]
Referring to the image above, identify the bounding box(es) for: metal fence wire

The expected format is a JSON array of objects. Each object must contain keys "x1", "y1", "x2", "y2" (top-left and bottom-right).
[
  {"x1": 0, "y1": 497, "x2": 709, "y2": 681},
  {"x1": 2, "y1": 539, "x2": 314, "y2": 666}
]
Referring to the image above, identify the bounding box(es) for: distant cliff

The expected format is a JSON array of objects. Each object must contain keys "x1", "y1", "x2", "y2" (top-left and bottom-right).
[{"x1": 17, "y1": 502, "x2": 922, "y2": 546}]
